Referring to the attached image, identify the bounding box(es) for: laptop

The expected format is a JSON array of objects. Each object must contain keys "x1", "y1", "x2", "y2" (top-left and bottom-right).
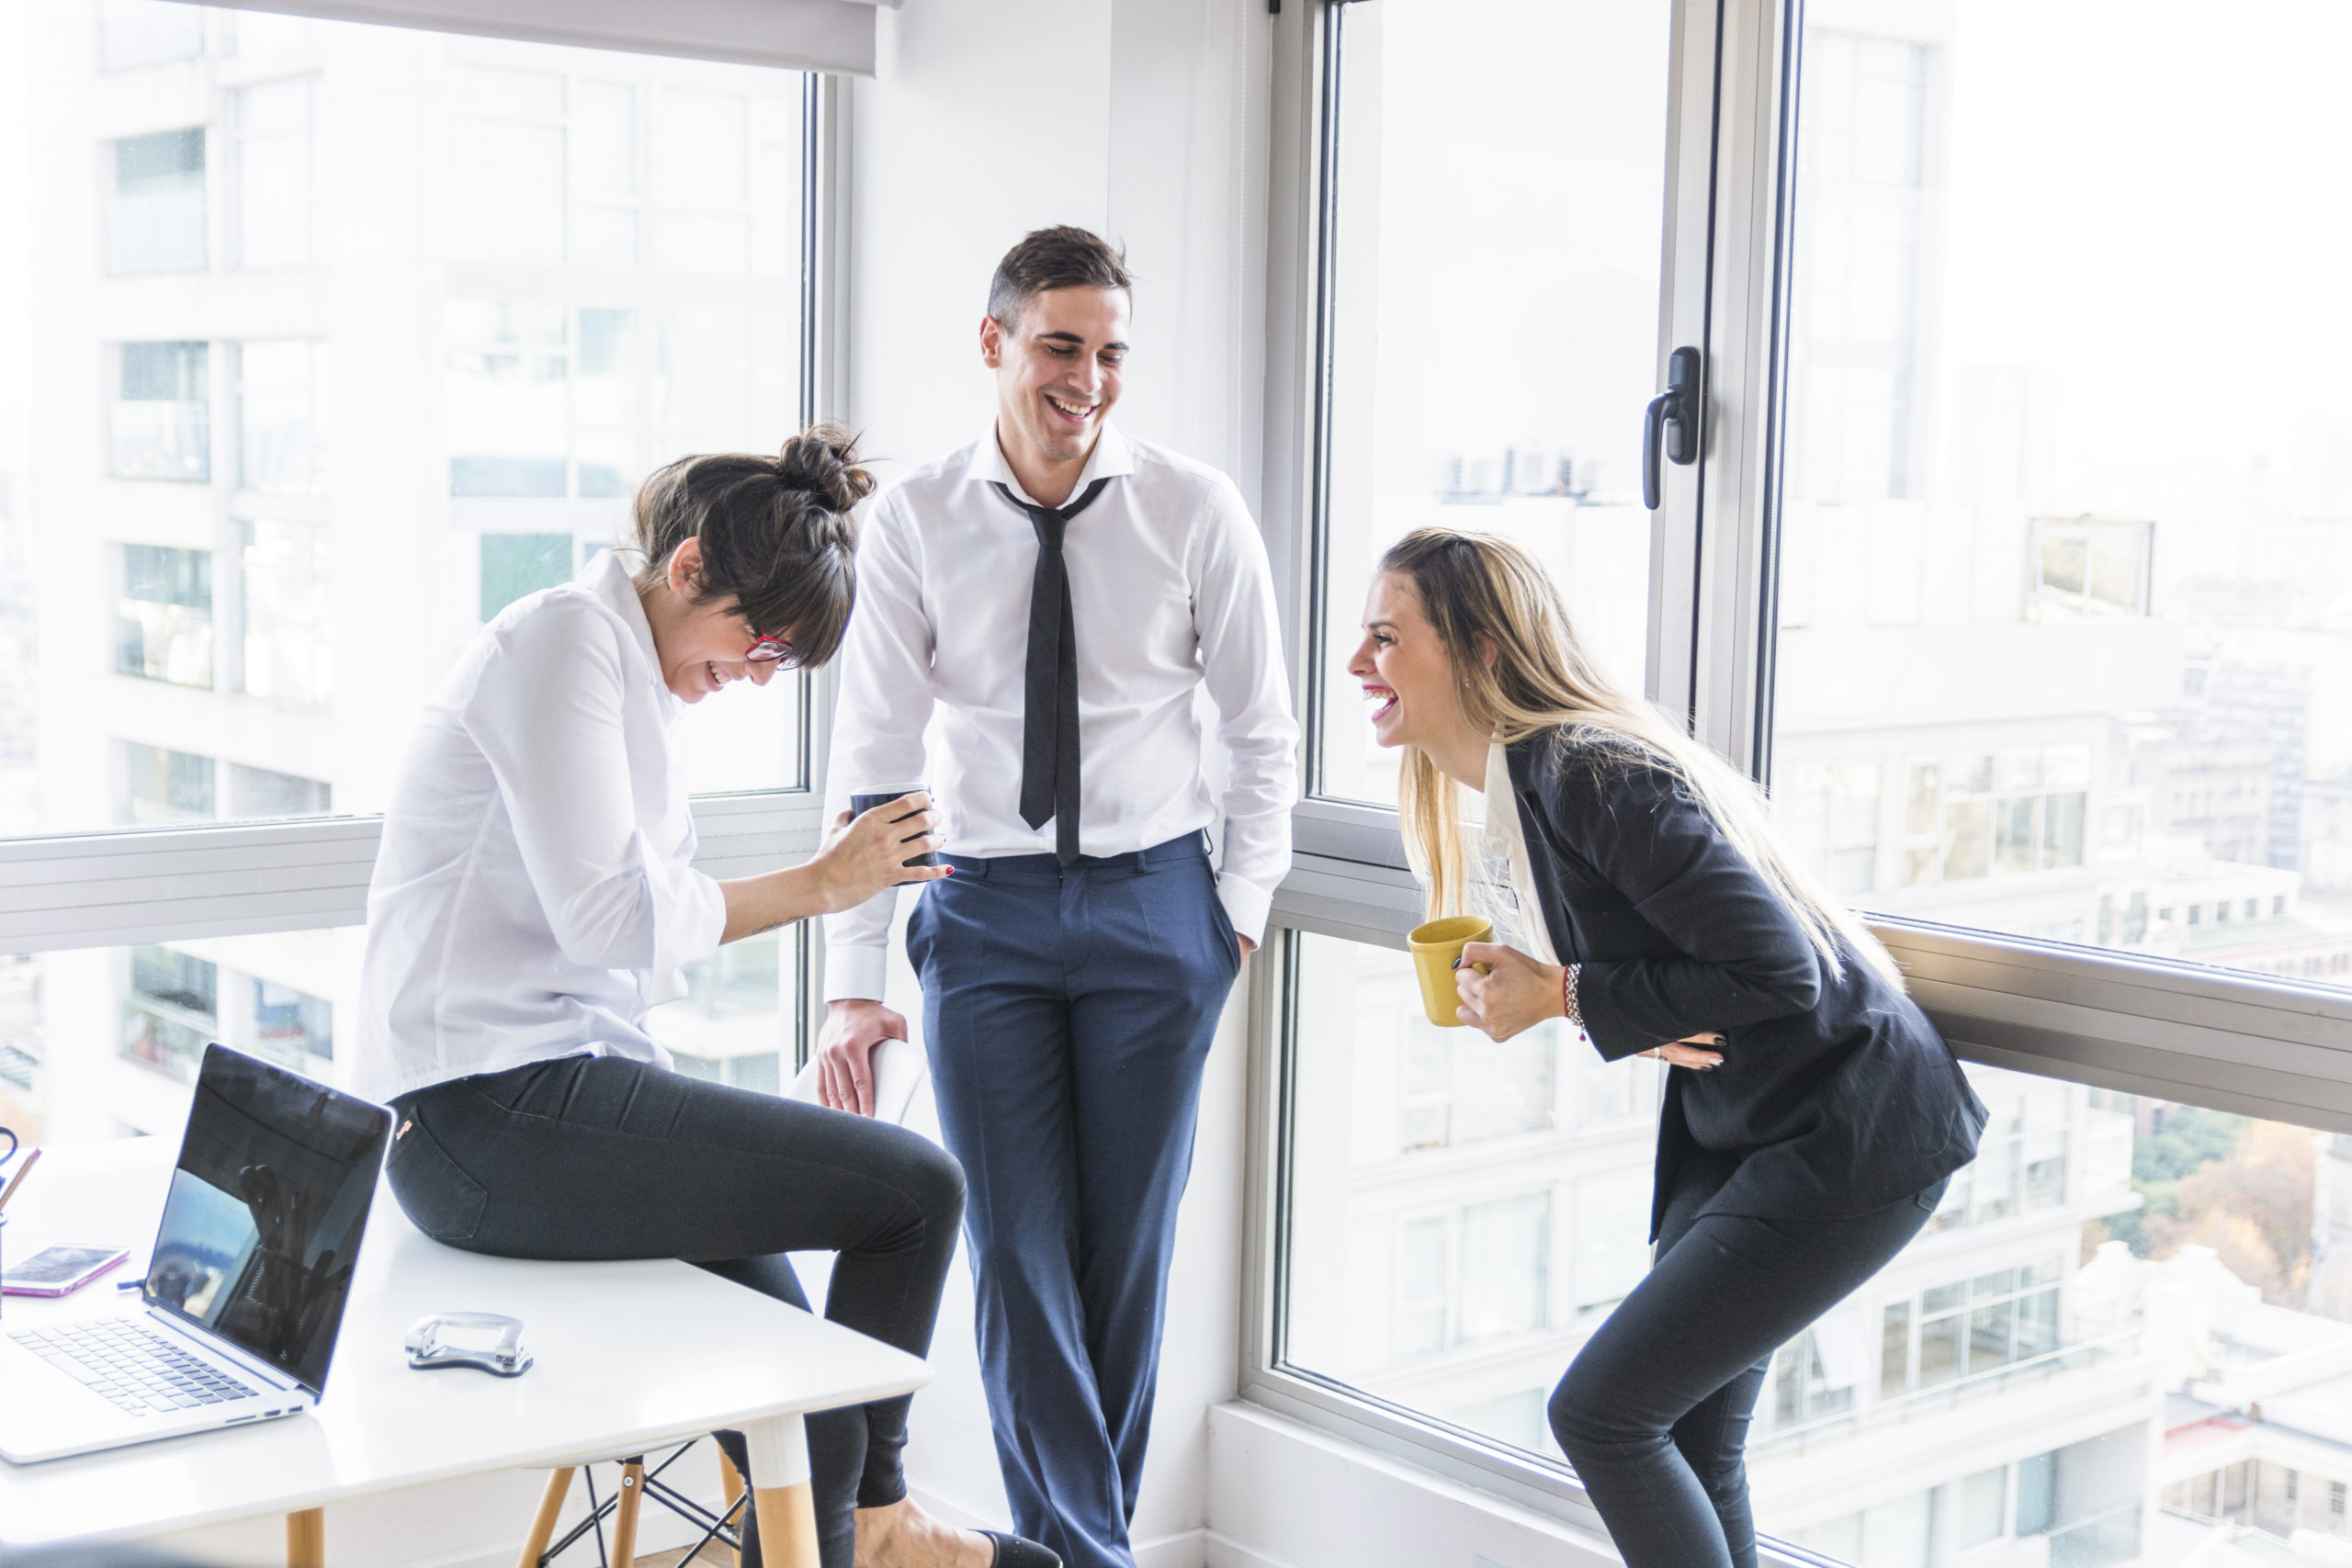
[{"x1": 0, "y1": 1043, "x2": 392, "y2": 1462}]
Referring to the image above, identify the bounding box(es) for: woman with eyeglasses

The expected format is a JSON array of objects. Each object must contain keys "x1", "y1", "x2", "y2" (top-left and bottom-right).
[
  {"x1": 356, "y1": 431, "x2": 1057, "y2": 1568},
  {"x1": 1350, "y1": 526, "x2": 1986, "y2": 1568}
]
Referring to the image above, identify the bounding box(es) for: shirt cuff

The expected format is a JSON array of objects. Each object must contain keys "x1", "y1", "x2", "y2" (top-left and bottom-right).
[
  {"x1": 1216, "y1": 874, "x2": 1274, "y2": 948},
  {"x1": 823, "y1": 942, "x2": 890, "y2": 1003}
]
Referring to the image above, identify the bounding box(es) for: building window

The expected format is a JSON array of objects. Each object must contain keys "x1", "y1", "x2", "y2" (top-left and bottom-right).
[
  {"x1": 107, "y1": 127, "x2": 207, "y2": 275},
  {"x1": 226, "y1": 764, "x2": 329, "y2": 819},
  {"x1": 2334, "y1": 1480, "x2": 2346, "y2": 1518},
  {"x1": 1899, "y1": 747, "x2": 2089, "y2": 887},
  {"x1": 448, "y1": 300, "x2": 570, "y2": 498},
  {"x1": 120, "y1": 945, "x2": 216, "y2": 1081},
  {"x1": 235, "y1": 342, "x2": 326, "y2": 494},
  {"x1": 247, "y1": 978, "x2": 331, "y2": 1072},
  {"x1": 1778, "y1": 761, "x2": 1883, "y2": 897},
  {"x1": 118, "y1": 740, "x2": 214, "y2": 825},
  {"x1": 650, "y1": 931, "x2": 789, "y2": 1094},
  {"x1": 114, "y1": 545, "x2": 212, "y2": 688},
  {"x1": 233, "y1": 76, "x2": 314, "y2": 269},
  {"x1": 2286, "y1": 1468, "x2": 2300, "y2": 1505},
  {"x1": 98, "y1": 0, "x2": 205, "y2": 71},
  {"x1": 240, "y1": 520, "x2": 331, "y2": 708},
  {"x1": 480, "y1": 534, "x2": 574, "y2": 621},
  {"x1": 1961, "y1": 1464, "x2": 2007, "y2": 1548},
  {"x1": 2030, "y1": 519, "x2": 2154, "y2": 618},
  {"x1": 109, "y1": 342, "x2": 210, "y2": 482}
]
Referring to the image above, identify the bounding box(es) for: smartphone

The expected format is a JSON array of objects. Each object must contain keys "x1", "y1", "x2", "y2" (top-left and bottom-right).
[{"x1": 2, "y1": 1245, "x2": 131, "y2": 1297}]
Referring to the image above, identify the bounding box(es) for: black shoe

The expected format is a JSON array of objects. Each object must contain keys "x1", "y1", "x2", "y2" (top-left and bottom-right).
[{"x1": 981, "y1": 1531, "x2": 1062, "y2": 1568}]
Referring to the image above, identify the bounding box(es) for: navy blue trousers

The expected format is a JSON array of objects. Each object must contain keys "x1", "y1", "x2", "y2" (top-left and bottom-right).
[{"x1": 908, "y1": 834, "x2": 1239, "y2": 1568}]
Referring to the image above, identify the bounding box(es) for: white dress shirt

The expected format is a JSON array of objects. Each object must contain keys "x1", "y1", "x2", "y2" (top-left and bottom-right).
[
  {"x1": 356, "y1": 550, "x2": 727, "y2": 1100},
  {"x1": 822, "y1": 423, "x2": 1298, "y2": 1002}
]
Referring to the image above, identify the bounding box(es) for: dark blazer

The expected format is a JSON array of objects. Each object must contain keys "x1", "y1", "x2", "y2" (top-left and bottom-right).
[{"x1": 1505, "y1": 728, "x2": 1986, "y2": 1239}]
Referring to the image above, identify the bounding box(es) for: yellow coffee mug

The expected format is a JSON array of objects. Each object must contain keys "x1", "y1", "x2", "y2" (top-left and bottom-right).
[{"x1": 1408, "y1": 915, "x2": 1494, "y2": 1028}]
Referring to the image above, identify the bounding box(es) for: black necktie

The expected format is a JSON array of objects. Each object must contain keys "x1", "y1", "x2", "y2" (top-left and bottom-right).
[{"x1": 992, "y1": 477, "x2": 1112, "y2": 865}]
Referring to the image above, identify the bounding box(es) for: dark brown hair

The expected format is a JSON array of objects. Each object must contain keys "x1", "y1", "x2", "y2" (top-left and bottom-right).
[
  {"x1": 628, "y1": 425, "x2": 874, "y2": 669},
  {"x1": 986, "y1": 225, "x2": 1133, "y2": 332}
]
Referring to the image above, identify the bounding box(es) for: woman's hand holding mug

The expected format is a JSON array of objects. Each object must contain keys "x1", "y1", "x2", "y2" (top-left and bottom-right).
[
  {"x1": 813, "y1": 792, "x2": 952, "y2": 913},
  {"x1": 1453, "y1": 942, "x2": 1564, "y2": 1042}
]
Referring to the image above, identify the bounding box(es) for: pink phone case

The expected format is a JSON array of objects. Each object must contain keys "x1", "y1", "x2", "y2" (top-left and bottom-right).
[{"x1": 2, "y1": 1247, "x2": 130, "y2": 1297}]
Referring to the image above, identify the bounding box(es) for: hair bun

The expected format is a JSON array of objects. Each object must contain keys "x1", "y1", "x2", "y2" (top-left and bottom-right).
[{"x1": 775, "y1": 424, "x2": 876, "y2": 515}]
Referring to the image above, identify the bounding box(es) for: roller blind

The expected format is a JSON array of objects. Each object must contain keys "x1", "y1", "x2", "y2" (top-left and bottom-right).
[{"x1": 209, "y1": 0, "x2": 892, "y2": 73}]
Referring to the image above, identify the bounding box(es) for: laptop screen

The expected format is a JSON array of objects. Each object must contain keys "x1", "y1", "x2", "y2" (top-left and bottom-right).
[{"x1": 142, "y1": 1044, "x2": 392, "y2": 1396}]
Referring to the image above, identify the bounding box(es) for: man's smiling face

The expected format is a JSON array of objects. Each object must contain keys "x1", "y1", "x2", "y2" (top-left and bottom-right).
[{"x1": 982, "y1": 284, "x2": 1130, "y2": 471}]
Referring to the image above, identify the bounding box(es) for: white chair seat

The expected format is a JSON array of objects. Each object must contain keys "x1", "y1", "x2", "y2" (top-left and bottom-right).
[{"x1": 785, "y1": 1035, "x2": 929, "y2": 1128}]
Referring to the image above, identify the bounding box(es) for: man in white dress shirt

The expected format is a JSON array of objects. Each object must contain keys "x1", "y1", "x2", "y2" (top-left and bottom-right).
[{"x1": 817, "y1": 227, "x2": 1297, "y2": 1568}]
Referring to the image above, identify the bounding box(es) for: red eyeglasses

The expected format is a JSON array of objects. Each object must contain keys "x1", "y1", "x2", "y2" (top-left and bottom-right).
[{"x1": 743, "y1": 633, "x2": 799, "y2": 666}]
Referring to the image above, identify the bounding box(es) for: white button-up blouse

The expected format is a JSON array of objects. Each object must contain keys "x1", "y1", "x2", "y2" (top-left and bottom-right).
[{"x1": 355, "y1": 550, "x2": 727, "y2": 1101}]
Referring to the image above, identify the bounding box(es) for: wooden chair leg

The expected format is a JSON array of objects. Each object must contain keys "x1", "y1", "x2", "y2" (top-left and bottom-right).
[
  {"x1": 742, "y1": 1415, "x2": 821, "y2": 1568},
  {"x1": 286, "y1": 1508, "x2": 325, "y2": 1568},
  {"x1": 610, "y1": 1458, "x2": 647, "y2": 1568},
  {"x1": 718, "y1": 1445, "x2": 748, "y2": 1566},
  {"x1": 514, "y1": 1468, "x2": 576, "y2": 1568},
  {"x1": 751, "y1": 1483, "x2": 822, "y2": 1568}
]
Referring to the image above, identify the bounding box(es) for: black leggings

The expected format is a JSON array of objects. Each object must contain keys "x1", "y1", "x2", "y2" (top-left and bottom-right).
[
  {"x1": 1548, "y1": 1149, "x2": 1945, "y2": 1568},
  {"x1": 386, "y1": 1054, "x2": 967, "y2": 1568}
]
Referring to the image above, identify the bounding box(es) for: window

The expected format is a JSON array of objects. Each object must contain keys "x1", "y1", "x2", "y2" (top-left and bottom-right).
[
  {"x1": 2, "y1": 9, "x2": 824, "y2": 1151},
  {"x1": 1280, "y1": 931, "x2": 1650, "y2": 1456},
  {"x1": 119, "y1": 741, "x2": 214, "y2": 824},
  {"x1": 240, "y1": 520, "x2": 331, "y2": 708},
  {"x1": 107, "y1": 128, "x2": 207, "y2": 275},
  {"x1": 647, "y1": 931, "x2": 797, "y2": 1095},
  {"x1": 1305, "y1": 0, "x2": 1668, "y2": 808},
  {"x1": 1257, "y1": 1, "x2": 2352, "y2": 1558},
  {"x1": 116, "y1": 545, "x2": 212, "y2": 688},
  {"x1": 234, "y1": 76, "x2": 314, "y2": 269},
  {"x1": 226, "y1": 764, "x2": 329, "y2": 820},
  {"x1": 99, "y1": 0, "x2": 205, "y2": 71},
  {"x1": 235, "y1": 342, "x2": 326, "y2": 494},
  {"x1": 480, "y1": 534, "x2": 575, "y2": 621},
  {"x1": 110, "y1": 342, "x2": 209, "y2": 481},
  {"x1": 1771, "y1": 0, "x2": 2352, "y2": 1001}
]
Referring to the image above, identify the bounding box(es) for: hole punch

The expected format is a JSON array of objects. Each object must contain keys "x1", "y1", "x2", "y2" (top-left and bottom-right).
[{"x1": 403, "y1": 1313, "x2": 534, "y2": 1378}]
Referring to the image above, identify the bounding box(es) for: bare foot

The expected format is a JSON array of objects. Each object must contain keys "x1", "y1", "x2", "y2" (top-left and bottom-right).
[{"x1": 853, "y1": 1496, "x2": 994, "y2": 1568}]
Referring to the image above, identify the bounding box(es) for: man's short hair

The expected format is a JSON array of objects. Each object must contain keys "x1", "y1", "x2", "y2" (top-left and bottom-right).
[{"x1": 987, "y1": 226, "x2": 1133, "y2": 333}]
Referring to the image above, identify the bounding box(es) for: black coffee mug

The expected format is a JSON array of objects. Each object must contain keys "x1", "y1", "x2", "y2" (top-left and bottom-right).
[{"x1": 850, "y1": 786, "x2": 942, "y2": 868}]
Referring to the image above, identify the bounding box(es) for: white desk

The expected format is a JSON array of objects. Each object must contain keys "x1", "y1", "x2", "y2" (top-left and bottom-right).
[{"x1": 0, "y1": 1141, "x2": 931, "y2": 1565}]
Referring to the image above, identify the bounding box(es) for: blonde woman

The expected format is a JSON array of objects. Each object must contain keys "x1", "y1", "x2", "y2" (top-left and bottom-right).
[{"x1": 1347, "y1": 527, "x2": 1985, "y2": 1568}]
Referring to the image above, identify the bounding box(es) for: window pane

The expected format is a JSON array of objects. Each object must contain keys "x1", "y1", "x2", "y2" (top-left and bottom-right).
[
  {"x1": 110, "y1": 342, "x2": 209, "y2": 481},
  {"x1": 99, "y1": 0, "x2": 205, "y2": 71},
  {"x1": 1, "y1": 12, "x2": 813, "y2": 839},
  {"x1": 1771, "y1": 1, "x2": 2352, "y2": 998},
  {"x1": 1277, "y1": 930, "x2": 2352, "y2": 1567},
  {"x1": 5, "y1": 927, "x2": 801, "y2": 1149},
  {"x1": 108, "y1": 128, "x2": 206, "y2": 274},
  {"x1": 1281, "y1": 931, "x2": 1657, "y2": 1461},
  {"x1": 1310, "y1": 0, "x2": 1670, "y2": 806}
]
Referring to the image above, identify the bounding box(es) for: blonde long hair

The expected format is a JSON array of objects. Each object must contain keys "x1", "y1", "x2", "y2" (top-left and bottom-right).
[{"x1": 1381, "y1": 526, "x2": 1902, "y2": 988}]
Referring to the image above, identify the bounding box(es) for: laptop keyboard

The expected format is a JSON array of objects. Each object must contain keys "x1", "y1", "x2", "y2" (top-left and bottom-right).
[{"x1": 11, "y1": 1316, "x2": 261, "y2": 1417}]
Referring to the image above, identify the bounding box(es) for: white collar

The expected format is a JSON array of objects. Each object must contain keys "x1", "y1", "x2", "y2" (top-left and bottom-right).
[
  {"x1": 974, "y1": 420, "x2": 1135, "y2": 508},
  {"x1": 1479, "y1": 739, "x2": 1515, "y2": 854},
  {"x1": 582, "y1": 548, "x2": 674, "y2": 712}
]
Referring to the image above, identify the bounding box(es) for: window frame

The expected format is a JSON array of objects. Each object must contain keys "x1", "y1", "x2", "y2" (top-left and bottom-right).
[
  {"x1": 1241, "y1": 0, "x2": 2352, "y2": 1543},
  {"x1": 0, "y1": 56, "x2": 845, "y2": 1022}
]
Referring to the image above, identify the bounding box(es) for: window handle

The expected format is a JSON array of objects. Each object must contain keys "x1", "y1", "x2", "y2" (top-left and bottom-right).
[{"x1": 1642, "y1": 345, "x2": 1702, "y2": 511}]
